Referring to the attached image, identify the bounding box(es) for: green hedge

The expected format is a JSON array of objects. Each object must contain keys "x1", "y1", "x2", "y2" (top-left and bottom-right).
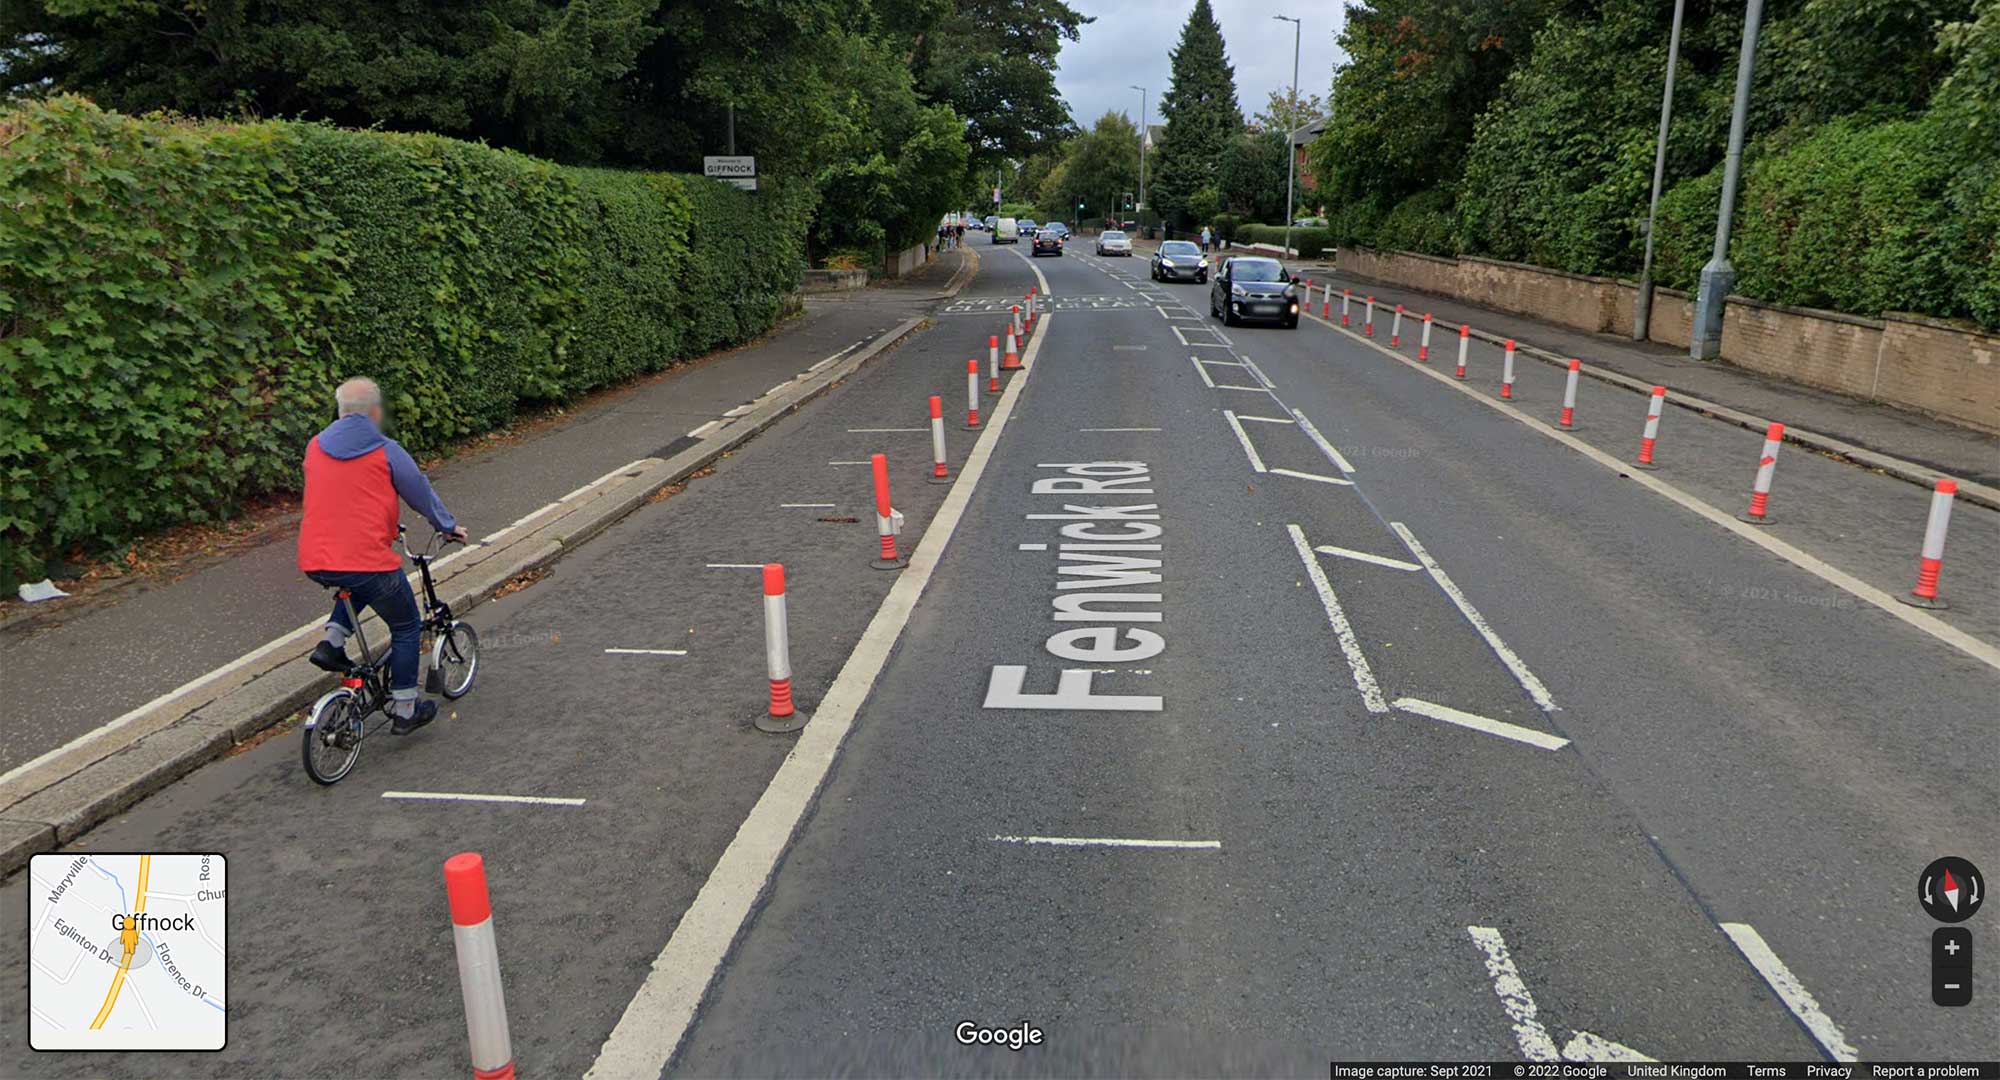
[
  {"x1": 1233, "y1": 224, "x2": 1334, "y2": 259},
  {"x1": 1651, "y1": 114, "x2": 2000, "y2": 326},
  {"x1": 0, "y1": 97, "x2": 810, "y2": 589}
]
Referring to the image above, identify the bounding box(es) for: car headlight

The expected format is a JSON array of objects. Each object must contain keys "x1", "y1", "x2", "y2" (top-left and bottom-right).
[
  {"x1": 1198, "y1": 258, "x2": 1209, "y2": 268},
  {"x1": 1231, "y1": 285, "x2": 1247, "y2": 298},
  {"x1": 1159, "y1": 258, "x2": 1174, "y2": 267}
]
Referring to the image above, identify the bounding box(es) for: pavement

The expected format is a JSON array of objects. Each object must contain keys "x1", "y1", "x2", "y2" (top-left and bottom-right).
[{"x1": 4, "y1": 235, "x2": 1993, "y2": 1075}]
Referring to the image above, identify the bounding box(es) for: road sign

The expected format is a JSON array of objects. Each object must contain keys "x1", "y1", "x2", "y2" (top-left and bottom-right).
[{"x1": 704, "y1": 156, "x2": 757, "y2": 190}]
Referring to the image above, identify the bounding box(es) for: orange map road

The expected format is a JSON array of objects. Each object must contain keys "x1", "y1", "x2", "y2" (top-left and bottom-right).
[{"x1": 88, "y1": 853, "x2": 149, "y2": 1030}]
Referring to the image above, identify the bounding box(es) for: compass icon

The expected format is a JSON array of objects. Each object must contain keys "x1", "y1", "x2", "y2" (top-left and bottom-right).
[{"x1": 1919, "y1": 857, "x2": 1984, "y2": 923}]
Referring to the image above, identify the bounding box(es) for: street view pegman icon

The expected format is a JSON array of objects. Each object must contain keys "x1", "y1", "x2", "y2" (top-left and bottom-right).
[{"x1": 1918, "y1": 856, "x2": 1983, "y2": 923}]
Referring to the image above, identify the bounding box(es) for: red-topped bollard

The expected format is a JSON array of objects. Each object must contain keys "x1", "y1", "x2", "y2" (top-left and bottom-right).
[
  {"x1": 1454, "y1": 325, "x2": 1470, "y2": 379},
  {"x1": 871, "y1": 453, "x2": 904, "y2": 569},
  {"x1": 1634, "y1": 385, "x2": 1666, "y2": 469},
  {"x1": 987, "y1": 335, "x2": 1000, "y2": 393},
  {"x1": 1341, "y1": 289, "x2": 1352, "y2": 327},
  {"x1": 444, "y1": 853, "x2": 515, "y2": 1080},
  {"x1": 929, "y1": 395, "x2": 950, "y2": 483},
  {"x1": 1390, "y1": 304, "x2": 1404, "y2": 347},
  {"x1": 1011, "y1": 304, "x2": 1022, "y2": 340},
  {"x1": 964, "y1": 358, "x2": 981, "y2": 430},
  {"x1": 1418, "y1": 313, "x2": 1434, "y2": 362},
  {"x1": 1364, "y1": 296, "x2": 1376, "y2": 337},
  {"x1": 1559, "y1": 359, "x2": 1581, "y2": 428},
  {"x1": 755, "y1": 563, "x2": 807, "y2": 732},
  {"x1": 1320, "y1": 283, "x2": 1332, "y2": 320},
  {"x1": 1901, "y1": 479, "x2": 1959, "y2": 609},
  {"x1": 1740, "y1": 422, "x2": 1785, "y2": 524},
  {"x1": 1501, "y1": 339, "x2": 1517, "y2": 399}
]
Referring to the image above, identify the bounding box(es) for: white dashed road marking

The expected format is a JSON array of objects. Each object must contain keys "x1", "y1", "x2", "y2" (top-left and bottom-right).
[{"x1": 1393, "y1": 697, "x2": 1569, "y2": 751}]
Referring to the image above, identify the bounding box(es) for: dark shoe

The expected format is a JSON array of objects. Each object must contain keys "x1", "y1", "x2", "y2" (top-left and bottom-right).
[
  {"x1": 391, "y1": 700, "x2": 437, "y2": 736},
  {"x1": 309, "y1": 641, "x2": 350, "y2": 673}
]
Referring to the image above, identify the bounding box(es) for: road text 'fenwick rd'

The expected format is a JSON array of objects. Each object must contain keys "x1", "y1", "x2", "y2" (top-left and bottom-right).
[{"x1": 985, "y1": 462, "x2": 1164, "y2": 711}]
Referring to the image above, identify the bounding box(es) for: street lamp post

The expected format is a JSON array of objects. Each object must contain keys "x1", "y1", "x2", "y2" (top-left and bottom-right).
[
  {"x1": 1633, "y1": 0, "x2": 1687, "y2": 342},
  {"x1": 1275, "y1": 15, "x2": 1302, "y2": 260},
  {"x1": 1690, "y1": 0, "x2": 1766, "y2": 360},
  {"x1": 1130, "y1": 84, "x2": 1148, "y2": 234}
]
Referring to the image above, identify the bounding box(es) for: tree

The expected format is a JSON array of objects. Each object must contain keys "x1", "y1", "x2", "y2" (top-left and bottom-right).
[
  {"x1": 1149, "y1": 0, "x2": 1243, "y2": 226},
  {"x1": 910, "y1": 0, "x2": 1090, "y2": 173},
  {"x1": 1039, "y1": 111, "x2": 1140, "y2": 222}
]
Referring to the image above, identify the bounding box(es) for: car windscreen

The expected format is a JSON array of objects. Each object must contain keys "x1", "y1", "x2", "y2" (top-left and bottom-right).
[
  {"x1": 1161, "y1": 242, "x2": 1200, "y2": 257},
  {"x1": 1102, "y1": 232, "x2": 1125, "y2": 240},
  {"x1": 1230, "y1": 259, "x2": 1284, "y2": 282}
]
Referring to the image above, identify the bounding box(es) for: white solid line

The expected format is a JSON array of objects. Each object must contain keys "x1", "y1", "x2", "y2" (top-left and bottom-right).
[
  {"x1": 991, "y1": 835, "x2": 1221, "y2": 850},
  {"x1": 1213, "y1": 383, "x2": 1274, "y2": 393},
  {"x1": 1392, "y1": 522, "x2": 1558, "y2": 712},
  {"x1": 1235, "y1": 414, "x2": 1295, "y2": 424},
  {"x1": 1188, "y1": 354, "x2": 1216, "y2": 388},
  {"x1": 1306, "y1": 308, "x2": 2000, "y2": 675},
  {"x1": 1186, "y1": 341, "x2": 1234, "y2": 348},
  {"x1": 845, "y1": 427, "x2": 925, "y2": 433},
  {"x1": 1290, "y1": 408, "x2": 1356, "y2": 473},
  {"x1": 559, "y1": 458, "x2": 650, "y2": 503},
  {"x1": 808, "y1": 342, "x2": 861, "y2": 371},
  {"x1": 1080, "y1": 427, "x2": 1162, "y2": 432},
  {"x1": 1241, "y1": 356, "x2": 1277, "y2": 389},
  {"x1": 780, "y1": 503, "x2": 835, "y2": 508},
  {"x1": 1393, "y1": 697, "x2": 1569, "y2": 751},
  {"x1": 380, "y1": 791, "x2": 586, "y2": 807},
  {"x1": 827, "y1": 460, "x2": 873, "y2": 465},
  {"x1": 704, "y1": 563, "x2": 765, "y2": 569},
  {"x1": 585, "y1": 304, "x2": 1055, "y2": 1080},
  {"x1": 1222, "y1": 410, "x2": 1269, "y2": 473},
  {"x1": 1561, "y1": 1032, "x2": 1655, "y2": 1064},
  {"x1": 1018, "y1": 543, "x2": 1047, "y2": 551},
  {"x1": 1112, "y1": 345, "x2": 1148, "y2": 351},
  {"x1": 687, "y1": 420, "x2": 720, "y2": 438},
  {"x1": 1467, "y1": 926, "x2": 1562, "y2": 1063},
  {"x1": 603, "y1": 648, "x2": 688, "y2": 656},
  {"x1": 1719, "y1": 923, "x2": 1858, "y2": 1061},
  {"x1": 1315, "y1": 544, "x2": 1420, "y2": 571},
  {"x1": 764, "y1": 383, "x2": 789, "y2": 397},
  {"x1": 722, "y1": 404, "x2": 753, "y2": 417},
  {"x1": 1286, "y1": 524, "x2": 1388, "y2": 713},
  {"x1": 1270, "y1": 467, "x2": 1355, "y2": 486},
  {"x1": 1196, "y1": 357, "x2": 1249, "y2": 367}
]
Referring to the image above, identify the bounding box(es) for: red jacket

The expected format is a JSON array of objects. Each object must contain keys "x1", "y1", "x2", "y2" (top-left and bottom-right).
[{"x1": 298, "y1": 415, "x2": 456, "y2": 573}]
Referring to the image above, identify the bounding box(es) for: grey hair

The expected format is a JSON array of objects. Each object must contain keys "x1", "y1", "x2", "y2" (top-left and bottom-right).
[{"x1": 335, "y1": 377, "x2": 382, "y2": 417}]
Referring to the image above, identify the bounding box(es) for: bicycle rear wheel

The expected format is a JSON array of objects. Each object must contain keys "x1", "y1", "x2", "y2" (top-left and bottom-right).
[
  {"x1": 301, "y1": 689, "x2": 365, "y2": 785},
  {"x1": 432, "y1": 621, "x2": 480, "y2": 699}
]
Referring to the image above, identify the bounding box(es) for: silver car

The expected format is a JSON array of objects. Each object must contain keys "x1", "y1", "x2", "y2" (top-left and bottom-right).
[{"x1": 1095, "y1": 230, "x2": 1132, "y2": 256}]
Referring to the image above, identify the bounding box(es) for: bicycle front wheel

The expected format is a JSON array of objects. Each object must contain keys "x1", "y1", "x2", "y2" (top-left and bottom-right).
[
  {"x1": 301, "y1": 689, "x2": 365, "y2": 786},
  {"x1": 432, "y1": 621, "x2": 480, "y2": 700}
]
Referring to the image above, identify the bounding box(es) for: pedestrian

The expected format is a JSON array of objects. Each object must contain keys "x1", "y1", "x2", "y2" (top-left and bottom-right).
[{"x1": 1201, "y1": 225, "x2": 1212, "y2": 253}]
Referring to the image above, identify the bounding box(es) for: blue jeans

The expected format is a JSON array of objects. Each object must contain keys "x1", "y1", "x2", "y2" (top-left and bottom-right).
[{"x1": 307, "y1": 569, "x2": 421, "y2": 692}]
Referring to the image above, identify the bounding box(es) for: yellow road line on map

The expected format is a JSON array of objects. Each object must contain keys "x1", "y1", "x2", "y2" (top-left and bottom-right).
[{"x1": 89, "y1": 854, "x2": 149, "y2": 1030}]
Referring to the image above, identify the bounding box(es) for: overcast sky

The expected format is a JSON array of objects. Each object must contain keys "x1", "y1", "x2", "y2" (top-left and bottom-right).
[{"x1": 1053, "y1": 0, "x2": 1346, "y2": 134}]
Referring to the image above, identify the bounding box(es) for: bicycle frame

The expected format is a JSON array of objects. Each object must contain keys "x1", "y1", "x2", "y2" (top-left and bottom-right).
[{"x1": 328, "y1": 529, "x2": 460, "y2": 708}]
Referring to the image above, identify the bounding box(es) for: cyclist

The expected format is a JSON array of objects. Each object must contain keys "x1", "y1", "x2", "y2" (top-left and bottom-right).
[{"x1": 297, "y1": 377, "x2": 466, "y2": 734}]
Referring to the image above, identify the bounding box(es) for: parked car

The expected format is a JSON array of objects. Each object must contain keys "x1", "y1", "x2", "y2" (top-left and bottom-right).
[
  {"x1": 1031, "y1": 228, "x2": 1065, "y2": 256},
  {"x1": 1151, "y1": 239, "x2": 1208, "y2": 283},
  {"x1": 1095, "y1": 230, "x2": 1133, "y2": 256},
  {"x1": 1209, "y1": 256, "x2": 1299, "y2": 328},
  {"x1": 992, "y1": 217, "x2": 1020, "y2": 244}
]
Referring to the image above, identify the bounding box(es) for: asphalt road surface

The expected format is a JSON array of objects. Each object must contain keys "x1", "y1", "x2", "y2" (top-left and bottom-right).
[{"x1": 5, "y1": 241, "x2": 1993, "y2": 1076}]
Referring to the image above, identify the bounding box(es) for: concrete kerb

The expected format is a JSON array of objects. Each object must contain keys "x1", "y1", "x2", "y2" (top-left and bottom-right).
[
  {"x1": 0, "y1": 313, "x2": 931, "y2": 879},
  {"x1": 1321, "y1": 269, "x2": 2000, "y2": 513}
]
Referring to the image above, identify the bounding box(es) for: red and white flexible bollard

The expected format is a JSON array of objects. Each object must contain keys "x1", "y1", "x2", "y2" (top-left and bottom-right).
[
  {"x1": 1390, "y1": 304, "x2": 1404, "y2": 347},
  {"x1": 1559, "y1": 359, "x2": 1581, "y2": 428},
  {"x1": 987, "y1": 335, "x2": 1000, "y2": 393},
  {"x1": 1741, "y1": 422, "x2": 1784, "y2": 524},
  {"x1": 1341, "y1": 289, "x2": 1352, "y2": 327},
  {"x1": 444, "y1": 853, "x2": 515, "y2": 1080},
  {"x1": 871, "y1": 452, "x2": 903, "y2": 568},
  {"x1": 1011, "y1": 304, "x2": 1022, "y2": 340},
  {"x1": 1454, "y1": 325, "x2": 1470, "y2": 379},
  {"x1": 1418, "y1": 313, "x2": 1433, "y2": 361},
  {"x1": 1321, "y1": 283, "x2": 1331, "y2": 319},
  {"x1": 928, "y1": 395, "x2": 950, "y2": 484},
  {"x1": 755, "y1": 562, "x2": 807, "y2": 732},
  {"x1": 964, "y1": 358, "x2": 981, "y2": 429},
  {"x1": 1500, "y1": 339, "x2": 1517, "y2": 399},
  {"x1": 1634, "y1": 385, "x2": 1666, "y2": 469},
  {"x1": 1364, "y1": 296, "x2": 1376, "y2": 337},
  {"x1": 1025, "y1": 292, "x2": 1036, "y2": 333},
  {"x1": 1003, "y1": 328, "x2": 1021, "y2": 370},
  {"x1": 1901, "y1": 479, "x2": 1958, "y2": 609}
]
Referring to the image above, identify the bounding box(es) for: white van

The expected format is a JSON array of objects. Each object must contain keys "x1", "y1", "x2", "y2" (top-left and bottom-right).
[{"x1": 993, "y1": 217, "x2": 1020, "y2": 244}]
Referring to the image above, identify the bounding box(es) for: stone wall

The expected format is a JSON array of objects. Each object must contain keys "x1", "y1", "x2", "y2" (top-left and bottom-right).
[{"x1": 1335, "y1": 247, "x2": 2000, "y2": 433}]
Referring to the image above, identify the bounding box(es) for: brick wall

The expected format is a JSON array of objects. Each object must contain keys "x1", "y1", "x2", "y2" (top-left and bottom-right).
[{"x1": 1335, "y1": 247, "x2": 2000, "y2": 433}]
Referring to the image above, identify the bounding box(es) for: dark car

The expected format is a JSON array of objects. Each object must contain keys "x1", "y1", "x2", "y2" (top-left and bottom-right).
[
  {"x1": 1017, "y1": 219, "x2": 1038, "y2": 237},
  {"x1": 1031, "y1": 228, "x2": 1065, "y2": 257},
  {"x1": 1043, "y1": 222, "x2": 1070, "y2": 239},
  {"x1": 1151, "y1": 239, "x2": 1208, "y2": 283},
  {"x1": 1209, "y1": 256, "x2": 1300, "y2": 328}
]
